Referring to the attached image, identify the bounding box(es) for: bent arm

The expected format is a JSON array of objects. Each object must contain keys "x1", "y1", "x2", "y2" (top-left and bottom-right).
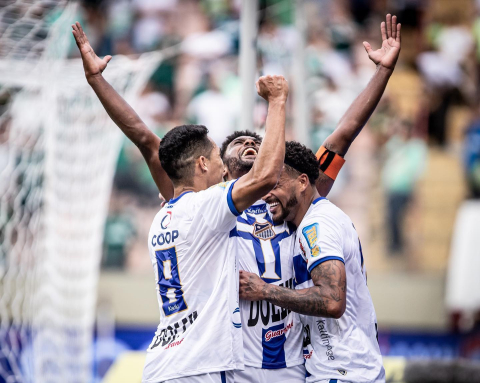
[
  {"x1": 231, "y1": 76, "x2": 287, "y2": 212},
  {"x1": 261, "y1": 260, "x2": 347, "y2": 318},
  {"x1": 88, "y1": 75, "x2": 174, "y2": 200}
]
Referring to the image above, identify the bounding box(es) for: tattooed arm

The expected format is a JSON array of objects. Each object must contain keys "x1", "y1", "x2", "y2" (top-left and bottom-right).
[{"x1": 239, "y1": 260, "x2": 347, "y2": 319}]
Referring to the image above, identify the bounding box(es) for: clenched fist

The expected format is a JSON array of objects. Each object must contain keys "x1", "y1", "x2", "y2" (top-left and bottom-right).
[{"x1": 256, "y1": 75, "x2": 289, "y2": 103}]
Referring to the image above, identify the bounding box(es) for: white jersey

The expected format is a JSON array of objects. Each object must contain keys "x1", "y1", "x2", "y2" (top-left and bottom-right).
[
  {"x1": 142, "y1": 181, "x2": 244, "y2": 382},
  {"x1": 293, "y1": 197, "x2": 385, "y2": 383},
  {"x1": 232, "y1": 201, "x2": 304, "y2": 369}
]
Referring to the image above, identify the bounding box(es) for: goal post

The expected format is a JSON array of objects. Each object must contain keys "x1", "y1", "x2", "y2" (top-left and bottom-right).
[{"x1": 0, "y1": 3, "x2": 163, "y2": 382}]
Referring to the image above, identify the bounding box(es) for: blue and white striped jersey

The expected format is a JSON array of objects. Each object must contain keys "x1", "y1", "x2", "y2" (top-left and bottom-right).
[
  {"x1": 143, "y1": 181, "x2": 244, "y2": 382},
  {"x1": 231, "y1": 201, "x2": 304, "y2": 370},
  {"x1": 294, "y1": 197, "x2": 385, "y2": 383}
]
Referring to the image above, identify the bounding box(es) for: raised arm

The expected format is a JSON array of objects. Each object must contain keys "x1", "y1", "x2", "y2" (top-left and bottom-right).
[
  {"x1": 239, "y1": 260, "x2": 347, "y2": 318},
  {"x1": 316, "y1": 14, "x2": 401, "y2": 196},
  {"x1": 71, "y1": 22, "x2": 174, "y2": 200},
  {"x1": 230, "y1": 75, "x2": 288, "y2": 212}
]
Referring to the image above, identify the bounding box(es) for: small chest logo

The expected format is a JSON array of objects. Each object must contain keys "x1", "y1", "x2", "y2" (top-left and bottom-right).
[
  {"x1": 253, "y1": 221, "x2": 275, "y2": 240},
  {"x1": 161, "y1": 211, "x2": 172, "y2": 229},
  {"x1": 338, "y1": 369, "x2": 347, "y2": 376}
]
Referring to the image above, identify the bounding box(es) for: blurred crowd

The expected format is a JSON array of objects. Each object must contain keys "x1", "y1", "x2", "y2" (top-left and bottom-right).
[{"x1": 77, "y1": 0, "x2": 480, "y2": 275}]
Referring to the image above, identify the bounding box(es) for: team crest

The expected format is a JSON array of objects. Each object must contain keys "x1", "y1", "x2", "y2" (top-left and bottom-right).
[
  {"x1": 302, "y1": 223, "x2": 320, "y2": 257},
  {"x1": 253, "y1": 221, "x2": 275, "y2": 240},
  {"x1": 338, "y1": 369, "x2": 347, "y2": 376}
]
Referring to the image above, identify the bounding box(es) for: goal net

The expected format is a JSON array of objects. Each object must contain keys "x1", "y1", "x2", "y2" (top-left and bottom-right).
[{"x1": 0, "y1": 2, "x2": 162, "y2": 382}]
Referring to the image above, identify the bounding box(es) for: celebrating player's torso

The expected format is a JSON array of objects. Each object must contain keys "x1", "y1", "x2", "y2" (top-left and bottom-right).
[
  {"x1": 143, "y1": 181, "x2": 244, "y2": 382},
  {"x1": 232, "y1": 201, "x2": 304, "y2": 369},
  {"x1": 294, "y1": 198, "x2": 385, "y2": 383}
]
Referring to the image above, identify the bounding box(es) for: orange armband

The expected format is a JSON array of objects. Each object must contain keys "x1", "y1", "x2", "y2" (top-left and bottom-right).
[{"x1": 316, "y1": 146, "x2": 346, "y2": 180}]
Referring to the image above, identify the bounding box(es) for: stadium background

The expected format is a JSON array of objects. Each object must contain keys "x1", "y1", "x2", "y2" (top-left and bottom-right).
[{"x1": 1, "y1": 0, "x2": 480, "y2": 382}]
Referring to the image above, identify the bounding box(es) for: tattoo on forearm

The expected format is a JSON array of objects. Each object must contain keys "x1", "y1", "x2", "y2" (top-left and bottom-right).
[{"x1": 264, "y1": 260, "x2": 346, "y2": 318}]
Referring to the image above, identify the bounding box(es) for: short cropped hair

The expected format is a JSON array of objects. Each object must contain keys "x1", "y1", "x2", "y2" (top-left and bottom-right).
[
  {"x1": 159, "y1": 125, "x2": 214, "y2": 184},
  {"x1": 284, "y1": 141, "x2": 320, "y2": 185},
  {"x1": 220, "y1": 130, "x2": 263, "y2": 160}
]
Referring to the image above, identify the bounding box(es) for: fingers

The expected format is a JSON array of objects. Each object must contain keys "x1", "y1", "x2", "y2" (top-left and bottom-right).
[
  {"x1": 381, "y1": 21, "x2": 387, "y2": 41},
  {"x1": 386, "y1": 14, "x2": 392, "y2": 39},
  {"x1": 392, "y1": 15, "x2": 397, "y2": 40},
  {"x1": 363, "y1": 41, "x2": 372, "y2": 54},
  {"x1": 396, "y1": 22, "x2": 402, "y2": 43}
]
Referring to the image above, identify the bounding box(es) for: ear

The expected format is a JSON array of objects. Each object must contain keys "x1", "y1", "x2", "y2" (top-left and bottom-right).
[
  {"x1": 223, "y1": 164, "x2": 229, "y2": 180},
  {"x1": 199, "y1": 156, "x2": 209, "y2": 173},
  {"x1": 297, "y1": 174, "x2": 309, "y2": 192}
]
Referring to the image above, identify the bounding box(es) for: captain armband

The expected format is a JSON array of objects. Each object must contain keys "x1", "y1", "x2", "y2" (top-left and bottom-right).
[{"x1": 315, "y1": 146, "x2": 346, "y2": 180}]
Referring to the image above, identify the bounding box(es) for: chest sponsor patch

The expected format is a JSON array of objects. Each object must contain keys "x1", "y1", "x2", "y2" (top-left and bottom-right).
[
  {"x1": 253, "y1": 221, "x2": 275, "y2": 240},
  {"x1": 302, "y1": 223, "x2": 320, "y2": 257}
]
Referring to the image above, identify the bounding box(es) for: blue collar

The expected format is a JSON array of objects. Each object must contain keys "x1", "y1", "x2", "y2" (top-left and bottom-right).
[
  {"x1": 313, "y1": 197, "x2": 326, "y2": 205},
  {"x1": 169, "y1": 191, "x2": 193, "y2": 204}
]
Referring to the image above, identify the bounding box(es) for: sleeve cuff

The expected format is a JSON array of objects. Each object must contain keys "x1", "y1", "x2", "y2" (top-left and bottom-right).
[
  {"x1": 227, "y1": 179, "x2": 241, "y2": 217},
  {"x1": 308, "y1": 256, "x2": 345, "y2": 273}
]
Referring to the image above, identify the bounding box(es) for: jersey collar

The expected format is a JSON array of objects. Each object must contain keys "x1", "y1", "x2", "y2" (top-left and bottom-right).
[
  {"x1": 169, "y1": 191, "x2": 193, "y2": 204},
  {"x1": 312, "y1": 197, "x2": 326, "y2": 205}
]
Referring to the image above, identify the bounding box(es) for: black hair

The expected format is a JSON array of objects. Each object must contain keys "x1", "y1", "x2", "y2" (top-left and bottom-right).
[
  {"x1": 220, "y1": 130, "x2": 263, "y2": 160},
  {"x1": 284, "y1": 141, "x2": 320, "y2": 185},
  {"x1": 159, "y1": 125, "x2": 214, "y2": 184}
]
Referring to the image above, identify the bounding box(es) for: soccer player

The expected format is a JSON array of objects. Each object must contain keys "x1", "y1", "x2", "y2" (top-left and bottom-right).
[
  {"x1": 238, "y1": 140, "x2": 386, "y2": 383},
  {"x1": 72, "y1": 22, "x2": 289, "y2": 383}
]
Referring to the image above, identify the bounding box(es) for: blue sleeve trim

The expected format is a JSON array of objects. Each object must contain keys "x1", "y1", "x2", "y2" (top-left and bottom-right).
[
  {"x1": 308, "y1": 256, "x2": 345, "y2": 273},
  {"x1": 227, "y1": 179, "x2": 241, "y2": 217}
]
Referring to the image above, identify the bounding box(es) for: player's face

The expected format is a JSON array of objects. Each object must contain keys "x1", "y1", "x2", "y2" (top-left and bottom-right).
[
  {"x1": 223, "y1": 136, "x2": 262, "y2": 178},
  {"x1": 207, "y1": 140, "x2": 225, "y2": 186},
  {"x1": 262, "y1": 169, "x2": 300, "y2": 224}
]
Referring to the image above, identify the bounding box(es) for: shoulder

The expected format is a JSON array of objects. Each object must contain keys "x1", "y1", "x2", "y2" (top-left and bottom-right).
[{"x1": 304, "y1": 199, "x2": 349, "y2": 227}]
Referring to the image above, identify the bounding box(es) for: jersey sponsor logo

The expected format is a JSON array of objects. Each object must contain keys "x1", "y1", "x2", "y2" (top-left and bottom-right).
[
  {"x1": 245, "y1": 205, "x2": 267, "y2": 215},
  {"x1": 302, "y1": 223, "x2": 320, "y2": 257},
  {"x1": 161, "y1": 211, "x2": 172, "y2": 229},
  {"x1": 253, "y1": 222, "x2": 275, "y2": 240},
  {"x1": 265, "y1": 321, "x2": 293, "y2": 342},
  {"x1": 316, "y1": 319, "x2": 336, "y2": 360},
  {"x1": 151, "y1": 230, "x2": 179, "y2": 247},
  {"x1": 232, "y1": 307, "x2": 241, "y2": 328},
  {"x1": 150, "y1": 311, "x2": 198, "y2": 350},
  {"x1": 247, "y1": 278, "x2": 293, "y2": 327},
  {"x1": 165, "y1": 338, "x2": 184, "y2": 350},
  {"x1": 303, "y1": 350, "x2": 313, "y2": 360}
]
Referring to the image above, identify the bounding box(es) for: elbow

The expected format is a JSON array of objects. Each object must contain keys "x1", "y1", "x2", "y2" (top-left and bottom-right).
[{"x1": 329, "y1": 301, "x2": 346, "y2": 319}]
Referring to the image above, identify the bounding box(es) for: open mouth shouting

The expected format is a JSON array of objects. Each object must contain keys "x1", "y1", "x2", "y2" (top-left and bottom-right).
[{"x1": 241, "y1": 147, "x2": 258, "y2": 159}]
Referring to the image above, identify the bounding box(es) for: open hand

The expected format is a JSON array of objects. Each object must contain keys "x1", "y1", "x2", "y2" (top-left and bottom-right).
[
  {"x1": 363, "y1": 14, "x2": 401, "y2": 70},
  {"x1": 239, "y1": 270, "x2": 266, "y2": 301},
  {"x1": 256, "y1": 75, "x2": 289, "y2": 103},
  {"x1": 72, "y1": 22, "x2": 112, "y2": 79}
]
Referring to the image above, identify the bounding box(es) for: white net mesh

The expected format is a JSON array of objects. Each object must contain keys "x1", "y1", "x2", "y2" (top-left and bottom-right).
[{"x1": 0, "y1": 2, "x2": 162, "y2": 382}]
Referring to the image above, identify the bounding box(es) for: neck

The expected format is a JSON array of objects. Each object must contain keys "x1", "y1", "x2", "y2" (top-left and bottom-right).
[
  {"x1": 292, "y1": 187, "x2": 320, "y2": 227},
  {"x1": 172, "y1": 177, "x2": 207, "y2": 199}
]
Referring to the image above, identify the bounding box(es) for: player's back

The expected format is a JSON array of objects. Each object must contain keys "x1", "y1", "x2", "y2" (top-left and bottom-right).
[
  {"x1": 294, "y1": 198, "x2": 384, "y2": 383},
  {"x1": 142, "y1": 181, "x2": 244, "y2": 383}
]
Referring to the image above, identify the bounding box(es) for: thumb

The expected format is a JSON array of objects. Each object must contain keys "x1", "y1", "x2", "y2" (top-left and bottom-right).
[
  {"x1": 104, "y1": 55, "x2": 112, "y2": 64},
  {"x1": 363, "y1": 41, "x2": 373, "y2": 54}
]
